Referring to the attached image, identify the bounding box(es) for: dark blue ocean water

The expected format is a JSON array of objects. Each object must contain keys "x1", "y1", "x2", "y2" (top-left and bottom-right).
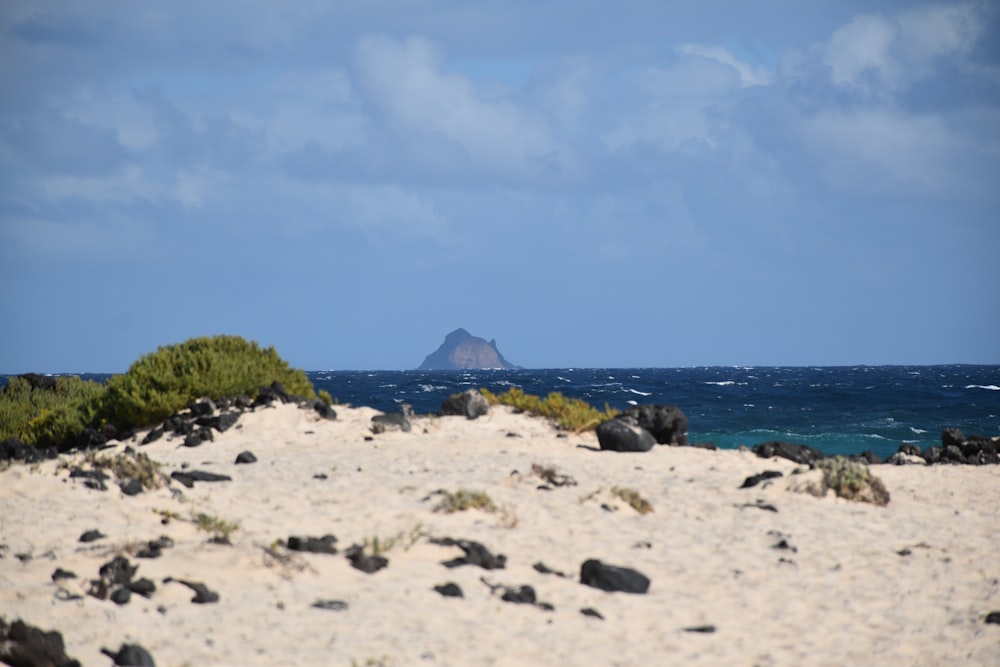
[
  {"x1": 4, "y1": 366, "x2": 998, "y2": 460},
  {"x1": 308, "y1": 366, "x2": 1000, "y2": 460}
]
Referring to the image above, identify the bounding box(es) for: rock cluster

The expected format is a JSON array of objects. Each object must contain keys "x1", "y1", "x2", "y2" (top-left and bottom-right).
[{"x1": 595, "y1": 405, "x2": 689, "y2": 452}]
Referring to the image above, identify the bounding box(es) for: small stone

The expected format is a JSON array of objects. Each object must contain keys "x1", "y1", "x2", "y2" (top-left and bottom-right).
[
  {"x1": 311, "y1": 599, "x2": 349, "y2": 611},
  {"x1": 985, "y1": 611, "x2": 1000, "y2": 624},
  {"x1": 345, "y1": 545, "x2": 388, "y2": 574},
  {"x1": 235, "y1": 451, "x2": 257, "y2": 464},
  {"x1": 684, "y1": 625, "x2": 717, "y2": 633},
  {"x1": 79, "y1": 529, "x2": 107, "y2": 543},
  {"x1": 163, "y1": 577, "x2": 219, "y2": 603},
  {"x1": 51, "y1": 568, "x2": 77, "y2": 581},
  {"x1": 101, "y1": 643, "x2": 156, "y2": 666},
  {"x1": 433, "y1": 583, "x2": 464, "y2": 598},
  {"x1": 286, "y1": 534, "x2": 338, "y2": 555},
  {"x1": 739, "y1": 470, "x2": 783, "y2": 489},
  {"x1": 580, "y1": 559, "x2": 650, "y2": 594},
  {"x1": 128, "y1": 578, "x2": 157, "y2": 597},
  {"x1": 580, "y1": 607, "x2": 604, "y2": 620},
  {"x1": 110, "y1": 587, "x2": 132, "y2": 605},
  {"x1": 120, "y1": 478, "x2": 144, "y2": 496}
]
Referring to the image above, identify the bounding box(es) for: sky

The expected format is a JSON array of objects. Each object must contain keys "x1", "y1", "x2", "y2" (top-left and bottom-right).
[{"x1": 1, "y1": 1, "x2": 998, "y2": 372}]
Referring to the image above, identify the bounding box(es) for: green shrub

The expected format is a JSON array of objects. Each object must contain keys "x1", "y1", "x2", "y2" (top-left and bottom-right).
[
  {"x1": 814, "y1": 456, "x2": 891, "y2": 506},
  {"x1": 0, "y1": 376, "x2": 105, "y2": 445},
  {"x1": 480, "y1": 387, "x2": 619, "y2": 432},
  {"x1": 432, "y1": 489, "x2": 498, "y2": 514},
  {"x1": 611, "y1": 486, "x2": 654, "y2": 514},
  {"x1": 100, "y1": 335, "x2": 316, "y2": 430}
]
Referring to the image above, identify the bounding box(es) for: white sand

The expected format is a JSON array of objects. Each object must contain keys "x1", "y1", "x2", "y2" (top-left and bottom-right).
[{"x1": 2, "y1": 402, "x2": 998, "y2": 666}]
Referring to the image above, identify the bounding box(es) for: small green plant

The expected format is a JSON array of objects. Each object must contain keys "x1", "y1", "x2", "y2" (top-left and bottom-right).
[
  {"x1": 480, "y1": 387, "x2": 619, "y2": 432},
  {"x1": 363, "y1": 523, "x2": 425, "y2": 555},
  {"x1": 432, "y1": 489, "x2": 498, "y2": 514},
  {"x1": 80, "y1": 450, "x2": 169, "y2": 490},
  {"x1": 611, "y1": 486, "x2": 654, "y2": 514},
  {"x1": 318, "y1": 389, "x2": 335, "y2": 406},
  {"x1": 814, "y1": 457, "x2": 890, "y2": 506},
  {"x1": 193, "y1": 512, "x2": 241, "y2": 542}
]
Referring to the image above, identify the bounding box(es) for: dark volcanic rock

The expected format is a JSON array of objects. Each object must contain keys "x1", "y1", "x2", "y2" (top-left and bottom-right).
[
  {"x1": 141, "y1": 427, "x2": 164, "y2": 445},
  {"x1": 345, "y1": 545, "x2": 388, "y2": 574},
  {"x1": 127, "y1": 578, "x2": 156, "y2": 598},
  {"x1": 170, "y1": 470, "x2": 232, "y2": 488},
  {"x1": 739, "y1": 470, "x2": 783, "y2": 489},
  {"x1": 752, "y1": 441, "x2": 825, "y2": 465},
  {"x1": 439, "y1": 389, "x2": 490, "y2": 419},
  {"x1": 433, "y1": 582, "x2": 464, "y2": 598},
  {"x1": 100, "y1": 556, "x2": 137, "y2": 588},
  {"x1": 0, "y1": 617, "x2": 81, "y2": 667},
  {"x1": 311, "y1": 400, "x2": 337, "y2": 420},
  {"x1": 580, "y1": 607, "x2": 604, "y2": 620},
  {"x1": 432, "y1": 538, "x2": 507, "y2": 570},
  {"x1": 136, "y1": 536, "x2": 174, "y2": 559},
  {"x1": 101, "y1": 643, "x2": 156, "y2": 666},
  {"x1": 235, "y1": 451, "x2": 257, "y2": 464},
  {"x1": 985, "y1": 611, "x2": 1000, "y2": 624},
  {"x1": 941, "y1": 428, "x2": 965, "y2": 448},
  {"x1": 500, "y1": 585, "x2": 537, "y2": 604},
  {"x1": 1, "y1": 437, "x2": 57, "y2": 464},
  {"x1": 580, "y1": 559, "x2": 650, "y2": 594},
  {"x1": 109, "y1": 587, "x2": 132, "y2": 605},
  {"x1": 163, "y1": 577, "x2": 219, "y2": 603},
  {"x1": 620, "y1": 405, "x2": 689, "y2": 445},
  {"x1": 119, "y1": 478, "x2": 145, "y2": 496},
  {"x1": 595, "y1": 417, "x2": 655, "y2": 452},
  {"x1": 79, "y1": 529, "x2": 107, "y2": 543},
  {"x1": 418, "y1": 328, "x2": 520, "y2": 370},
  {"x1": 52, "y1": 568, "x2": 77, "y2": 581},
  {"x1": 311, "y1": 599, "x2": 349, "y2": 611},
  {"x1": 286, "y1": 534, "x2": 338, "y2": 555},
  {"x1": 182, "y1": 427, "x2": 214, "y2": 448}
]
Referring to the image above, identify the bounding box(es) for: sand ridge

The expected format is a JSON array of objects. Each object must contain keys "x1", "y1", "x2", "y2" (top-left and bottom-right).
[{"x1": 2, "y1": 401, "x2": 999, "y2": 666}]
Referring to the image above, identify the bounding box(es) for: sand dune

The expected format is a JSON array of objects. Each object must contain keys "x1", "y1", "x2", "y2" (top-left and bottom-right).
[{"x1": 2, "y1": 401, "x2": 998, "y2": 666}]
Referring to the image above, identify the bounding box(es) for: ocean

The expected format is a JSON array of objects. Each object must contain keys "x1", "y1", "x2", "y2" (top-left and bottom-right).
[
  {"x1": 308, "y1": 365, "x2": 1000, "y2": 460},
  {"x1": 4, "y1": 366, "x2": 998, "y2": 461}
]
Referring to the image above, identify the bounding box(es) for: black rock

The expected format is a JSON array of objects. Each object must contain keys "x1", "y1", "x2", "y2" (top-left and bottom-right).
[
  {"x1": 580, "y1": 559, "x2": 650, "y2": 594},
  {"x1": 439, "y1": 389, "x2": 490, "y2": 419},
  {"x1": 985, "y1": 611, "x2": 1000, "y2": 624},
  {"x1": 189, "y1": 398, "x2": 216, "y2": 417},
  {"x1": 433, "y1": 583, "x2": 464, "y2": 598},
  {"x1": 580, "y1": 607, "x2": 604, "y2": 620},
  {"x1": 141, "y1": 428, "x2": 164, "y2": 445},
  {"x1": 101, "y1": 643, "x2": 156, "y2": 666},
  {"x1": 254, "y1": 381, "x2": 292, "y2": 406},
  {"x1": 286, "y1": 534, "x2": 338, "y2": 555},
  {"x1": 853, "y1": 450, "x2": 883, "y2": 465},
  {"x1": 127, "y1": 578, "x2": 156, "y2": 597},
  {"x1": 751, "y1": 441, "x2": 825, "y2": 465},
  {"x1": 684, "y1": 625, "x2": 717, "y2": 633},
  {"x1": 80, "y1": 529, "x2": 107, "y2": 543},
  {"x1": 619, "y1": 405, "x2": 689, "y2": 445},
  {"x1": 739, "y1": 470, "x2": 783, "y2": 489},
  {"x1": 345, "y1": 545, "x2": 389, "y2": 574},
  {"x1": 312, "y1": 401, "x2": 337, "y2": 420},
  {"x1": 533, "y1": 562, "x2": 569, "y2": 578},
  {"x1": 432, "y1": 538, "x2": 507, "y2": 570},
  {"x1": 941, "y1": 428, "x2": 965, "y2": 448},
  {"x1": 163, "y1": 577, "x2": 219, "y2": 603},
  {"x1": 897, "y1": 443, "x2": 922, "y2": 457},
  {"x1": 1, "y1": 436, "x2": 57, "y2": 463},
  {"x1": 170, "y1": 470, "x2": 232, "y2": 488},
  {"x1": 311, "y1": 599, "x2": 349, "y2": 611},
  {"x1": 595, "y1": 417, "x2": 656, "y2": 453},
  {"x1": 100, "y1": 556, "x2": 138, "y2": 588},
  {"x1": 0, "y1": 617, "x2": 81, "y2": 667},
  {"x1": 119, "y1": 479, "x2": 144, "y2": 496},
  {"x1": 500, "y1": 585, "x2": 537, "y2": 604},
  {"x1": 110, "y1": 587, "x2": 132, "y2": 605},
  {"x1": 52, "y1": 568, "x2": 77, "y2": 581},
  {"x1": 136, "y1": 536, "x2": 174, "y2": 559},
  {"x1": 235, "y1": 451, "x2": 257, "y2": 464},
  {"x1": 182, "y1": 428, "x2": 214, "y2": 448}
]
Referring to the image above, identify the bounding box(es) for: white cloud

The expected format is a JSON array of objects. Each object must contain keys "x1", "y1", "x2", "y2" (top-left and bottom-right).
[
  {"x1": 352, "y1": 34, "x2": 560, "y2": 172},
  {"x1": 676, "y1": 44, "x2": 773, "y2": 88}
]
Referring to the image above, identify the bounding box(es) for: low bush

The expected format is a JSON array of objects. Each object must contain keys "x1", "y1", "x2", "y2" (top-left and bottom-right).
[
  {"x1": 0, "y1": 375, "x2": 105, "y2": 446},
  {"x1": 814, "y1": 456, "x2": 890, "y2": 506},
  {"x1": 99, "y1": 335, "x2": 316, "y2": 430},
  {"x1": 1, "y1": 335, "x2": 317, "y2": 448},
  {"x1": 480, "y1": 387, "x2": 618, "y2": 432}
]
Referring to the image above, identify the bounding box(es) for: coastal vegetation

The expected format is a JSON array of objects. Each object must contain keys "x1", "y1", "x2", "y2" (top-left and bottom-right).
[
  {"x1": 814, "y1": 456, "x2": 891, "y2": 506},
  {"x1": 480, "y1": 387, "x2": 619, "y2": 432},
  {"x1": 0, "y1": 335, "x2": 319, "y2": 448}
]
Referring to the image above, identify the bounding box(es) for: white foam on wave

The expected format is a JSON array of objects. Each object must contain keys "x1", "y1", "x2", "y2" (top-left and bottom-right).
[
  {"x1": 704, "y1": 380, "x2": 735, "y2": 386},
  {"x1": 910, "y1": 427, "x2": 928, "y2": 435},
  {"x1": 966, "y1": 384, "x2": 1000, "y2": 391},
  {"x1": 625, "y1": 388, "x2": 652, "y2": 396},
  {"x1": 626, "y1": 399, "x2": 638, "y2": 406},
  {"x1": 419, "y1": 384, "x2": 448, "y2": 392}
]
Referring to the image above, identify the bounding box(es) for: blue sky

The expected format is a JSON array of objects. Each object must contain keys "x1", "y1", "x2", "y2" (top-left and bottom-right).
[{"x1": 1, "y1": 1, "x2": 998, "y2": 372}]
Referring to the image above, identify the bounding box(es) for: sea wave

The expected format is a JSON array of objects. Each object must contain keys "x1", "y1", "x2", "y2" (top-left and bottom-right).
[
  {"x1": 625, "y1": 388, "x2": 653, "y2": 396},
  {"x1": 704, "y1": 381, "x2": 735, "y2": 386},
  {"x1": 965, "y1": 384, "x2": 1000, "y2": 391}
]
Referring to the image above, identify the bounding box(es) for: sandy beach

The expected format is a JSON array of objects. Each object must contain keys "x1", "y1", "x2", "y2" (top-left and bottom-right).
[{"x1": 2, "y1": 400, "x2": 998, "y2": 666}]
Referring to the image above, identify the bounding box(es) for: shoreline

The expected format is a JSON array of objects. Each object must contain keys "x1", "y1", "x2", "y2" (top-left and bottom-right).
[{"x1": 2, "y1": 399, "x2": 999, "y2": 666}]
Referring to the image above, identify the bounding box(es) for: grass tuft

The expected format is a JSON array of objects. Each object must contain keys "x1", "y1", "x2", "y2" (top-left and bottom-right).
[
  {"x1": 611, "y1": 486, "x2": 654, "y2": 514},
  {"x1": 480, "y1": 387, "x2": 618, "y2": 432}
]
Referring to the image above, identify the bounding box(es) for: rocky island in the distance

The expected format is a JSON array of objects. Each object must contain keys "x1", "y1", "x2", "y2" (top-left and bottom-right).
[{"x1": 418, "y1": 328, "x2": 521, "y2": 370}]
